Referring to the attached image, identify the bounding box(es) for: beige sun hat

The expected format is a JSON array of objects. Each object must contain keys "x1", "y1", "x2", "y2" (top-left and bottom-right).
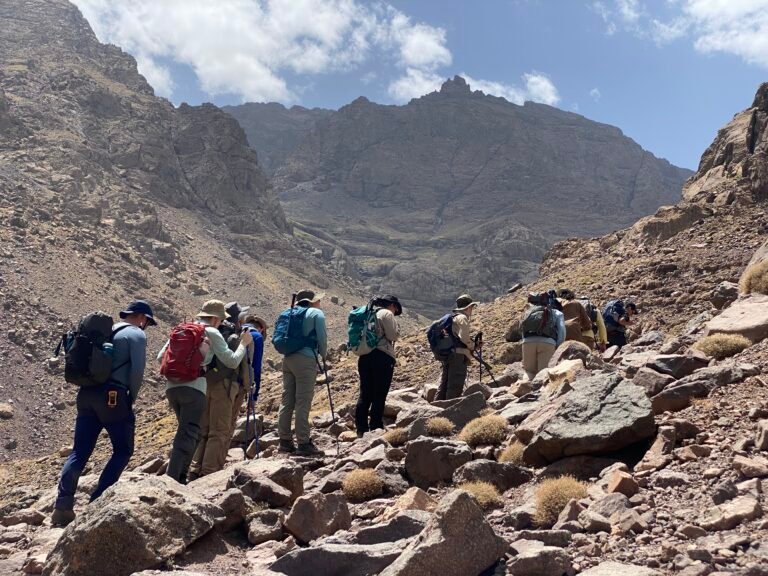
[
  {"x1": 295, "y1": 289, "x2": 325, "y2": 304},
  {"x1": 453, "y1": 294, "x2": 479, "y2": 311},
  {"x1": 196, "y1": 299, "x2": 227, "y2": 320}
]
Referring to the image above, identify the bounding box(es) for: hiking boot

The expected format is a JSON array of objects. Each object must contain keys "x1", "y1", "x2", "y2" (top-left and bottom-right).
[
  {"x1": 51, "y1": 508, "x2": 76, "y2": 527},
  {"x1": 278, "y1": 440, "x2": 296, "y2": 453},
  {"x1": 295, "y1": 442, "x2": 324, "y2": 457}
]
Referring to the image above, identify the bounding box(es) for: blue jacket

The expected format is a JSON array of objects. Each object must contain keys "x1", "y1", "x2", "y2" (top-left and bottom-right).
[
  {"x1": 242, "y1": 325, "x2": 264, "y2": 396},
  {"x1": 296, "y1": 306, "x2": 328, "y2": 359},
  {"x1": 110, "y1": 322, "x2": 147, "y2": 400}
]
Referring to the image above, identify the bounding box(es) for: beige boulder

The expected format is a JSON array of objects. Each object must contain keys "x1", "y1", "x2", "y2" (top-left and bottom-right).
[{"x1": 705, "y1": 294, "x2": 768, "y2": 343}]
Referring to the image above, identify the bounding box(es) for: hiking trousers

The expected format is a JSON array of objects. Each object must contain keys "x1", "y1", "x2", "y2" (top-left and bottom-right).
[
  {"x1": 191, "y1": 379, "x2": 238, "y2": 477},
  {"x1": 522, "y1": 341, "x2": 556, "y2": 380},
  {"x1": 56, "y1": 384, "x2": 134, "y2": 511},
  {"x1": 607, "y1": 330, "x2": 627, "y2": 349},
  {"x1": 278, "y1": 353, "x2": 317, "y2": 445},
  {"x1": 166, "y1": 386, "x2": 206, "y2": 484},
  {"x1": 436, "y1": 353, "x2": 468, "y2": 401},
  {"x1": 355, "y1": 349, "x2": 396, "y2": 434}
]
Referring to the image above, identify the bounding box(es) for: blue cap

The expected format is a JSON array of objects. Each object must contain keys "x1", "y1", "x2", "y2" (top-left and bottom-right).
[{"x1": 119, "y1": 300, "x2": 157, "y2": 326}]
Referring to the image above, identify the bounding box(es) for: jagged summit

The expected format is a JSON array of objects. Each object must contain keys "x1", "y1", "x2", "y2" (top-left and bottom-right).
[{"x1": 438, "y1": 75, "x2": 473, "y2": 95}]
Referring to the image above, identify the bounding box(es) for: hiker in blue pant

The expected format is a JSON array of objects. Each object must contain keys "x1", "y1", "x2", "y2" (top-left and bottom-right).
[{"x1": 52, "y1": 300, "x2": 156, "y2": 527}]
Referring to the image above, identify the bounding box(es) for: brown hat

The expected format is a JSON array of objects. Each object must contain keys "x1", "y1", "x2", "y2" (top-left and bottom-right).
[
  {"x1": 196, "y1": 299, "x2": 226, "y2": 320},
  {"x1": 241, "y1": 312, "x2": 267, "y2": 329},
  {"x1": 296, "y1": 289, "x2": 325, "y2": 305},
  {"x1": 453, "y1": 294, "x2": 479, "y2": 311}
]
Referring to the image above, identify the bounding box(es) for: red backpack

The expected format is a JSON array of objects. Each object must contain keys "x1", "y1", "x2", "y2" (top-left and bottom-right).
[{"x1": 160, "y1": 323, "x2": 208, "y2": 383}]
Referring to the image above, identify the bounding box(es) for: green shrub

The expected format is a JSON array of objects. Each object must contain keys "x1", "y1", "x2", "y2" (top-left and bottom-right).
[
  {"x1": 498, "y1": 441, "x2": 525, "y2": 464},
  {"x1": 693, "y1": 333, "x2": 752, "y2": 359},
  {"x1": 425, "y1": 417, "x2": 454, "y2": 437},
  {"x1": 342, "y1": 469, "x2": 384, "y2": 502},
  {"x1": 382, "y1": 428, "x2": 408, "y2": 447},
  {"x1": 459, "y1": 482, "x2": 503, "y2": 509},
  {"x1": 534, "y1": 475, "x2": 588, "y2": 527},
  {"x1": 459, "y1": 415, "x2": 509, "y2": 447},
  {"x1": 740, "y1": 260, "x2": 768, "y2": 295}
]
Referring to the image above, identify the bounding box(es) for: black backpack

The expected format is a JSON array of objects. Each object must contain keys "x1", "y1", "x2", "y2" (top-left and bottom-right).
[
  {"x1": 520, "y1": 293, "x2": 559, "y2": 340},
  {"x1": 57, "y1": 312, "x2": 128, "y2": 387},
  {"x1": 205, "y1": 321, "x2": 240, "y2": 384}
]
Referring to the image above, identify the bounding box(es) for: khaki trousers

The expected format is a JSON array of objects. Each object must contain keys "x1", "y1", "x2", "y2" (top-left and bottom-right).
[
  {"x1": 277, "y1": 353, "x2": 317, "y2": 445},
  {"x1": 522, "y1": 341, "x2": 556, "y2": 381},
  {"x1": 229, "y1": 385, "x2": 246, "y2": 438},
  {"x1": 190, "y1": 378, "x2": 237, "y2": 477}
]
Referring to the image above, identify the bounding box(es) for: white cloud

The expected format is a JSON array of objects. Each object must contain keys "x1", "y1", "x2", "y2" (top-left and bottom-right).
[
  {"x1": 460, "y1": 73, "x2": 560, "y2": 106},
  {"x1": 589, "y1": 87, "x2": 602, "y2": 102},
  {"x1": 71, "y1": 0, "x2": 453, "y2": 103},
  {"x1": 387, "y1": 68, "x2": 444, "y2": 101},
  {"x1": 590, "y1": 0, "x2": 768, "y2": 68}
]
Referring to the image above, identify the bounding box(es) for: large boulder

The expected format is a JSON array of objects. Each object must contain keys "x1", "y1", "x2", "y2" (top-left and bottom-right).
[
  {"x1": 270, "y1": 542, "x2": 401, "y2": 576},
  {"x1": 705, "y1": 294, "x2": 768, "y2": 343},
  {"x1": 579, "y1": 562, "x2": 661, "y2": 575},
  {"x1": 283, "y1": 492, "x2": 352, "y2": 544},
  {"x1": 380, "y1": 490, "x2": 507, "y2": 576},
  {"x1": 353, "y1": 510, "x2": 431, "y2": 545},
  {"x1": 42, "y1": 475, "x2": 221, "y2": 576},
  {"x1": 405, "y1": 438, "x2": 472, "y2": 488},
  {"x1": 452, "y1": 460, "x2": 533, "y2": 492},
  {"x1": 507, "y1": 539, "x2": 572, "y2": 576},
  {"x1": 516, "y1": 374, "x2": 656, "y2": 467},
  {"x1": 434, "y1": 392, "x2": 487, "y2": 428},
  {"x1": 548, "y1": 341, "x2": 592, "y2": 368}
]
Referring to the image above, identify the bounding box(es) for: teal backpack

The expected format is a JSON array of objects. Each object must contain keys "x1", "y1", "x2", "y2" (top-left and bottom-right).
[{"x1": 347, "y1": 300, "x2": 379, "y2": 356}]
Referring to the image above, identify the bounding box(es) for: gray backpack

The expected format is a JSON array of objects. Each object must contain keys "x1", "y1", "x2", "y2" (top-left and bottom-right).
[{"x1": 521, "y1": 293, "x2": 558, "y2": 340}]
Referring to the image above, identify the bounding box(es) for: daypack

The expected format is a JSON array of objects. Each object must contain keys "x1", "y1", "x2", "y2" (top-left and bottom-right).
[
  {"x1": 160, "y1": 323, "x2": 208, "y2": 383},
  {"x1": 521, "y1": 293, "x2": 559, "y2": 340},
  {"x1": 205, "y1": 321, "x2": 240, "y2": 384},
  {"x1": 272, "y1": 306, "x2": 317, "y2": 356},
  {"x1": 426, "y1": 313, "x2": 459, "y2": 361},
  {"x1": 59, "y1": 311, "x2": 128, "y2": 387},
  {"x1": 602, "y1": 300, "x2": 626, "y2": 329},
  {"x1": 577, "y1": 298, "x2": 598, "y2": 324},
  {"x1": 347, "y1": 301, "x2": 379, "y2": 356}
]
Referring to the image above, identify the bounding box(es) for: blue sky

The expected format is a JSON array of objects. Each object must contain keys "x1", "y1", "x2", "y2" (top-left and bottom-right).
[{"x1": 74, "y1": 0, "x2": 768, "y2": 170}]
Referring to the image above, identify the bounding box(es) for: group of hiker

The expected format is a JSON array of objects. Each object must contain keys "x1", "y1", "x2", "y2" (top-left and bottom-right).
[{"x1": 49, "y1": 286, "x2": 635, "y2": 527}]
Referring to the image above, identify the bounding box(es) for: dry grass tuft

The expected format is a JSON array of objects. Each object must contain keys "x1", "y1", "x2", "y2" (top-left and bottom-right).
[
  {"x1": 382, "y1": 428, "x2": 408, "y2": 447},
  {"x1": 740, "y1": 260, "x2": 768, "y2": 295},
  {"x1": 498, "y1": 441, "x2": 525, "y2": 464},
  {"x1": 693, "y1": 333, "x2": 752, "y2": 359},
  {"x1": 459, "y1": 415, "x2": 509, "y2": 447},
  {"x1": 425, "y1": 417, "x2": 455, "y2": 437},
  {"x1": 534, "y1": 475, "x2": 588, "y2": 528},
  {"x1": 342, "y1": 469, "x2": 384, "y2": 502},
  {"x1": 459, "y1": 481, "x2": 504, "y2": 509}
]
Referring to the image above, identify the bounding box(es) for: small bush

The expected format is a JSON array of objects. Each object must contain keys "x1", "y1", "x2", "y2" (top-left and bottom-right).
[
  {"x1": 693, "y1": 333, "x2": 752, "y2": 359},
  {"x1": 534, "y1": 475, "x2": 588, "y2": 528},
  {"x1": 382, "y1": 428, "x2": 408, "y2": 447},
  {"x1": 459, "y1": 482, "x2": 503, "y2": 510},
  {"x1": 342, "y1": 469, "x2": 384, "y2": 502},
  {"x1": 498, "y1": 441, "x2": 525, "y2": 464},
  {"x1": 740, "y1": 260, "x2": 768, "y2": 295},
  {"x1": 459, "y1": 415, "x2": 509, "y2": 447},
  {"x1": 425, "y1": 417, "x2": 454, "y2": 437}
]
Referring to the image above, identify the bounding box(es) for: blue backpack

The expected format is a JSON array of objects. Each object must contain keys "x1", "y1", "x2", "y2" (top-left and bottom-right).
[
  {"x1": 272, "y1": 306, "x2": 317, "y2": 356},
  {"x1": 347, "y1": 301, "x2": 379, "y2": 356},
  {"x1": 602, "y1": 300, "x2": 626, "y2": 330},
  {"x1": 426, "y1": 313, "x2": 458, "y2": 360}
]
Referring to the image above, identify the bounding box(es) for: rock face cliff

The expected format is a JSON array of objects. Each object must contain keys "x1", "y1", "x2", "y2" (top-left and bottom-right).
[
  {"x1": 0, "y1": 0, "x2": 364, "y2": 459},
  {"x1": 228, "y1": 77, "x2": 692, "y2": 316}
]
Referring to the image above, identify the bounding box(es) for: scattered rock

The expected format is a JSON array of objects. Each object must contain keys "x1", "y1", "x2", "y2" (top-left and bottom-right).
[
  {"x1": 507, "y1": 539, "x2": 572, "y2": 576},
  {"x1": 404, "y1": 438, "x2": 472, "y2": 488},
  {"x1": 270, "y1": 542, "x2": 401, "y2": 576},
  {"x1": 452, "y1": 460, "x2": 533, "y2": 492},
  {"x1": 733, "y1": 454, "x2": 768, "y2": 479},
  {"x1": 698, "y1": 495, "x2": 762, "y2": 531},
  {"x1": 247, "y1": 509, "x2": 285, "y2": 546}
]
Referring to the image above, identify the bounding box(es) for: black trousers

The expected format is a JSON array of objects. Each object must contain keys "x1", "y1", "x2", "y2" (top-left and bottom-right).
[
  {"x1": 607, "y1": 330, "x2": 627, "y2": 349},
  {"x1": 355, "y1": 349, "x2": 396, "y2": 434}
]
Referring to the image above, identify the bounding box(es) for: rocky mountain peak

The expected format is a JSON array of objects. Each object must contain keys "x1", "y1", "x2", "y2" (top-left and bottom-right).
[{"x1": 439, "y1": 75, "x2": 472, "y2": 96}]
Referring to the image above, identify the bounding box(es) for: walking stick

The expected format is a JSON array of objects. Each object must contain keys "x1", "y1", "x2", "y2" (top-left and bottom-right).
[
  {"x1": 474, "y1": 333, "x2": 484, "y2": 384},
  {"x1": 315, "y1": 352, "x2": 339, "y2": 457},
  {"x1": 243, "y1": 337, "x2": 259, "y2": 460}
]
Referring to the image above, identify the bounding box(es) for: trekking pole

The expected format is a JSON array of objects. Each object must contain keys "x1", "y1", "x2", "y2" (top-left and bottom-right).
[
  {"x1": 243, "y1": 337, "x2": 259, "y2": 460},
  {"x1": 472, "y1": 351, "x2": 499, "y2": 386},
  {"x1": 314, "y1": 352, "x2": 339, "y2": 457},
  {"x1": 474, "y1": 333, "x2": 483, "y2": 384}
]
